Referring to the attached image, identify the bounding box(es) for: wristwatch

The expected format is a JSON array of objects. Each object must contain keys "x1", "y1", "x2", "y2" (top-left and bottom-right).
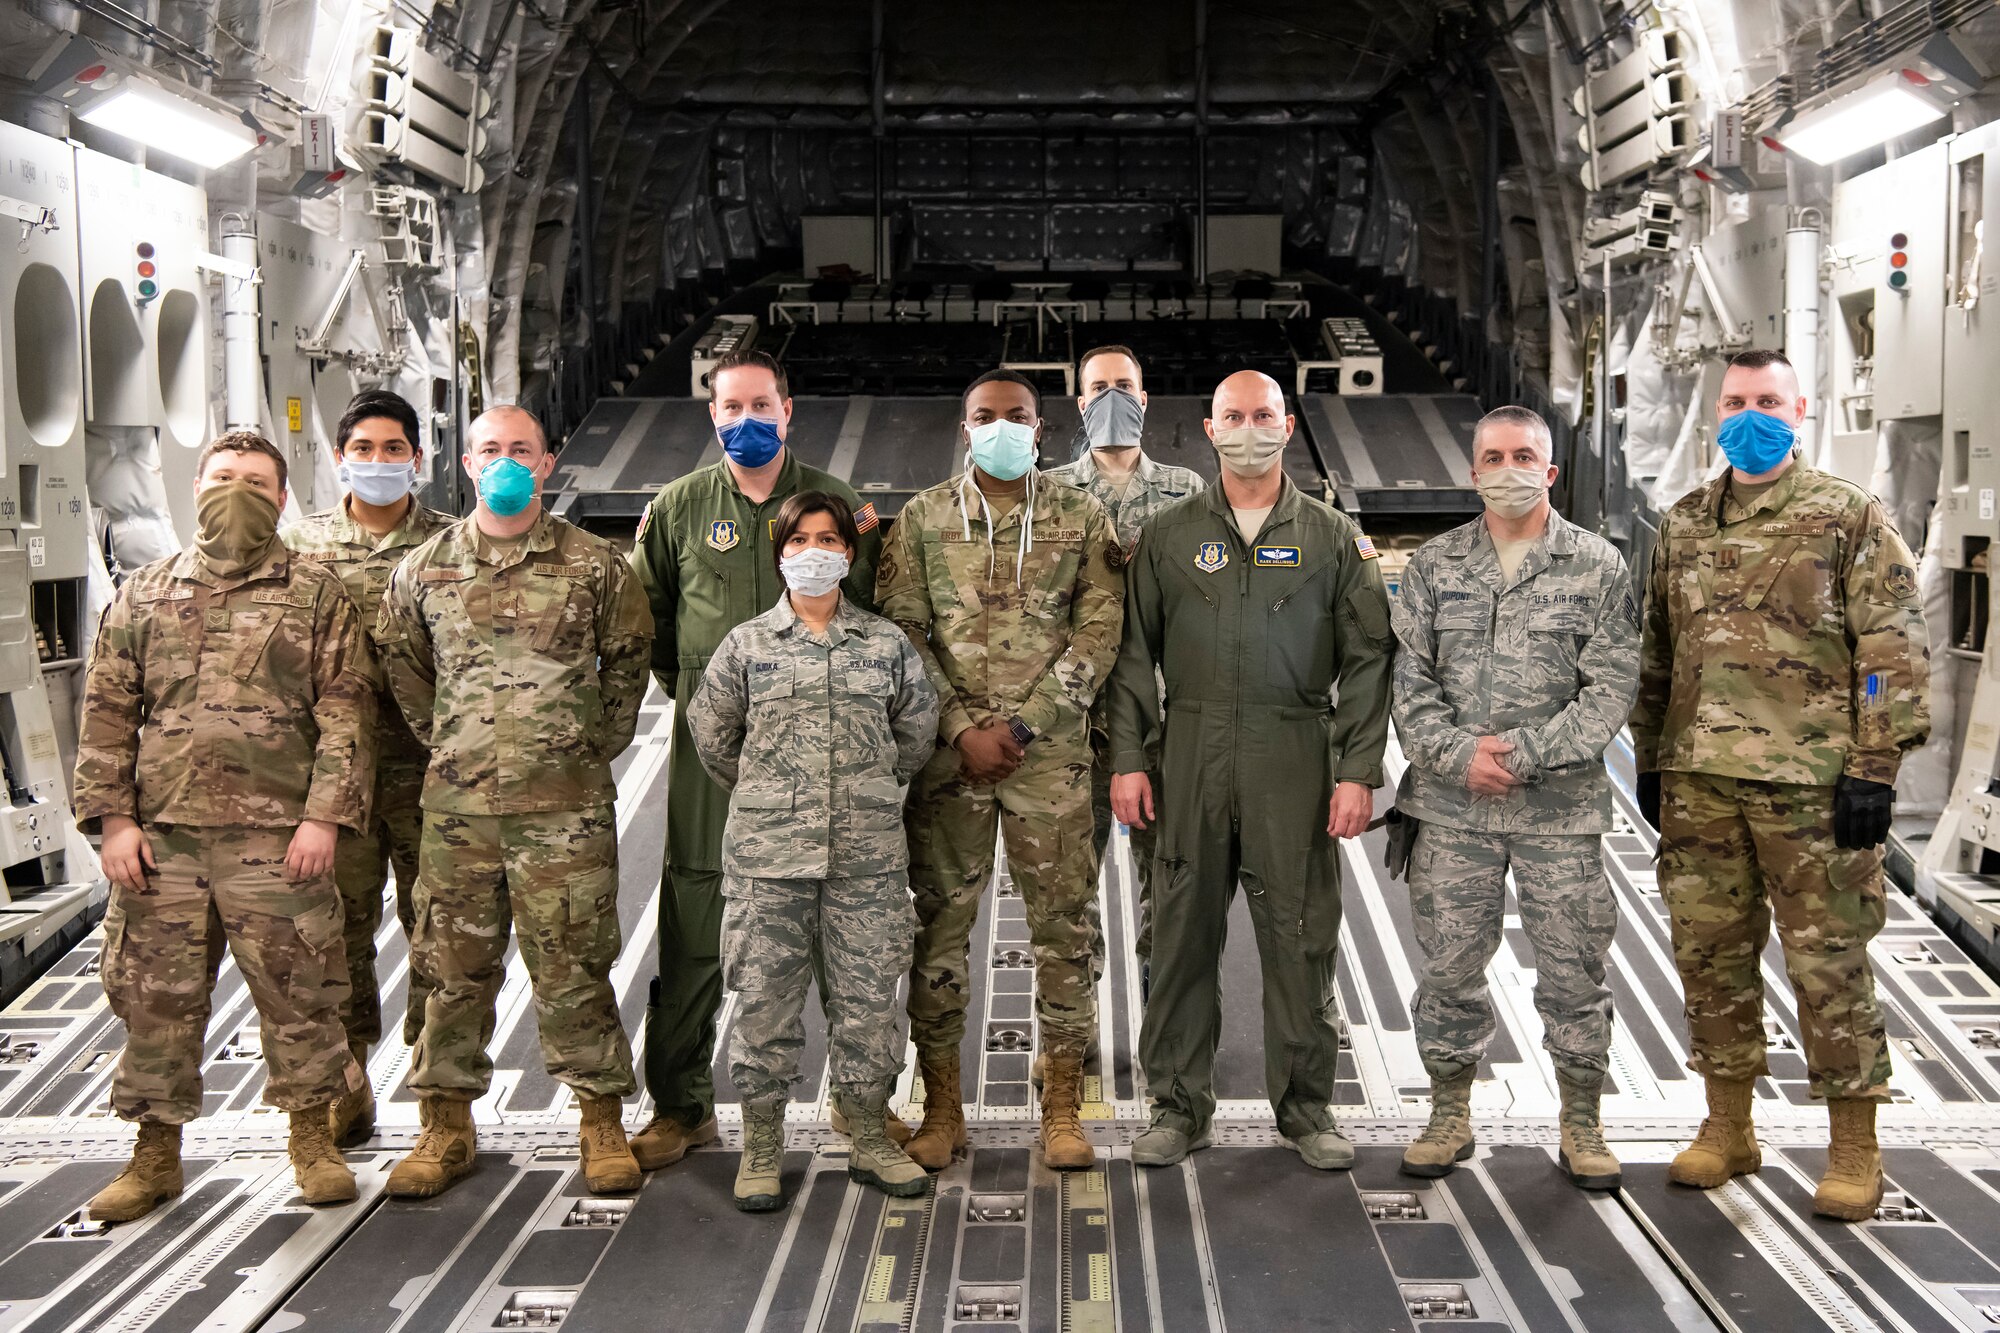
[{"x1": 1007, "y1": 718, "x2": 1035, "y2": 747}]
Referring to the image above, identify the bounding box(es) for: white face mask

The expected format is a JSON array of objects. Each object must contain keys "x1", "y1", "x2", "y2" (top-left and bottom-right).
[
  {"x1": 1474, "y1": 466, "x2": 1550, "y2": 519},
  {"x1": 1211, "y1": 425, "x2": 1288, "y2": 478},
  {"x1": 339, "y1": 459, "x2": 417, "y2": 507},
  {"x1": 780, "y1": 546, "x2": 850, "y2": 597}
]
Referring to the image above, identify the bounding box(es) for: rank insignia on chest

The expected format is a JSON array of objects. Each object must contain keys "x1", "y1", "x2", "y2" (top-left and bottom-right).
[
  {"x1": 1254, "y1": 546, "x2": 1301, "y2": 567},
  {"x1": 707, "y1": 519, "x2": 740, "y2": 551},
  {"x1": 1194, "y1": 541, "x2": 1229, "y2": 573}
]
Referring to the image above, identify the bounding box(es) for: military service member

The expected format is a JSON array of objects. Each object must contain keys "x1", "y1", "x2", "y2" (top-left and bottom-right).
[
  {"x1": 1388, "y1": 406, "x2": 1640, "y2": 1190},
  {"x1": 880, "y1": 369, "x2": 1124, "y2": 1172},
  {"x1": 689, "y1": 491, "x2": 939, "y2": 1211},
  {"x1": 1632, "y1": 348, "x2": 1930, "y2": 1221},
  {"x1": 629, "y1": 349, "x2": 889, "y2": 1170},
  {"x1": 1046, "y1": 345, "x2": 1203, "y2": 986},
  {"x1": 375, "y1": 405, "x2": 654, "y2": 1199},
  {"x1": 1109, "y1": 370, "x2": 1392, "y2": 1172},
  {"x1": 73, "y1": 431, "x2": 375, "y2": 1221},
  {"x1": 281, "y1": 389, "x2": 455, "y2": 1147}
]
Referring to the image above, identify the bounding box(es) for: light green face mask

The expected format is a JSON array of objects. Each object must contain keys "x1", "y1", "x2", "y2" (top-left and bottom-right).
[{"x1": 1212, "y1": 425, "x2": 1287, "y2": 478}]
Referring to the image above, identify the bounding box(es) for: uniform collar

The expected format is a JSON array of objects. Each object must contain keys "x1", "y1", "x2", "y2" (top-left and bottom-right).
[
  {"x1": 1202, "y1": 473, "x2": 1302, "y2": 532},
  {"x1": 328, "y1": 494, "x2": 433, "y2": 551},
  {"x1": 1068, "y1": 448, "x2": 1156, "y2": 488},
  {"x1": 1705, "y1": 453, "x2": 1805, "y2": 523},
  {"x1": 769, "y1": 591, "x2": 863, "y2": 644},
  {"x1": 717, "y1": 449, "x2": 802, "y2": 501},
  {"x1": 1439, "y1": 509, "x2": 1578, "y2": 583},
  {"x1": 472, "y1": 510, "x2": 559, "y2": 568},
  {"x1": 173, "y1": 538, "x2": 290, "y2": 589},
  {"x1": 951, "y1": 468, "x2": 1064, "y2": 535}
]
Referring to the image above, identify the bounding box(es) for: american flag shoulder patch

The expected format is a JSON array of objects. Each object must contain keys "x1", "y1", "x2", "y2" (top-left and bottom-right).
[
  {"x1": 854, "y1": 502, "x2": 879, "y2": 533},
  {"x1": 1355, "y1": 534, "x2": 1379, "y2": 560}
]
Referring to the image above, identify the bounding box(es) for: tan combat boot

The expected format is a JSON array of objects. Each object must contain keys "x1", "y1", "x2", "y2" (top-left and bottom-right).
[
  {"x1": 1814, "y1": 1098, "x2": 1885, "y2": 1221},
  {"x1": 88, "y1": 1122, "x2": 184, "y2": 1222},
  {"x1": 906, "y1": 1050, "x2": 966, "y2": 1171},
  {"x1": 578, "y1": 1095, "x2": 642, "y2": 1194},
  {"x1": 1038, "y1": 1047, "x2": 1095, "y2": 1172},
  {"x1": 329, "y1": 1042, "x2": 376, "y2": 1148},
  {"x1": 385, "y1": 1096, "x2": 477, "y2": 1198},
  {"x1": 1401, "y1": 1073, "x2": 1475, "y2": 1178},
  {"x1": 735, "y1": 1101, "x2": 786, "y2": 1212},
  {"x1": 1556, "y1": 1071, "x2": 1622, "y2": 1191},
  {"x1": 845, "y1": 1092, "x2": 928, "y2": 1198},
  {"x1": 629, "y1": 1111, "x2": 719, "y2": 1171},
  {"x1": 829, "y1": 1089, "x2": 913, "y2": 1146},
  {"x1": 289, "y1": 1106, "x2": 358, "y2": 1204},
  {"x1": 1669, "y1": 1076, "x2": 1760, "y2": 1188}
]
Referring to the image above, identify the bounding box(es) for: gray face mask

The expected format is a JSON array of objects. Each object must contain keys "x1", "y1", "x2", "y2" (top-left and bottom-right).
[{"x1": 1082, "y1": 386, "x2": 1146, "y2": 450}]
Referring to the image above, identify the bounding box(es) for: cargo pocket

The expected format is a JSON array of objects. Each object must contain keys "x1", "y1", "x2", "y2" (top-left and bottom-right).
[
  {"x1": 285, "y1": 898, "x2": 346, "y2": 1003},
  {"x1": 97, "y1": 904, "x2": 132, "y2": 1015},
  {"x1": 562, "y1": 862, "x2": 622, "y2": 975},
  {"x1": 846, "y1": 775, "x2": 906, "y2": 836}
]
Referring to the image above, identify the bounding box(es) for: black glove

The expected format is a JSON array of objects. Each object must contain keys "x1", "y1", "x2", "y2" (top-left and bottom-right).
[
  {"x1": 1636, "y1": 771, "x2": 1662, "y2": 833},
  {"x1": 1382, "y1": 808, "x2": 1419, "y2": 881},
  {"x1": 1834, "y1": 774, "x2": 1895, "y2": 850}
]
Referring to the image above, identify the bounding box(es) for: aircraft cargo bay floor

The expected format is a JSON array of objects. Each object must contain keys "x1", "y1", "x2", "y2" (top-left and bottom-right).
[{"x1": 4, "y1": 702, "x2": 2000, "y2": 1330}]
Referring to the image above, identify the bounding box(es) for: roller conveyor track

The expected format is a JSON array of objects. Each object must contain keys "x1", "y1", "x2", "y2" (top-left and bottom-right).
[{"x1": 3, "y1": 701, "x2": 2000, "y2": 1330}]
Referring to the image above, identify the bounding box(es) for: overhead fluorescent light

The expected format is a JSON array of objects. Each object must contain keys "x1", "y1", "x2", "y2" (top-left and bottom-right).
[
  {"x1": 28, "y1": 35, "x2": 262, "y2": 171},
  {"x1": 1777, "y1": 75, "x2": 1949, "y2": 164}
]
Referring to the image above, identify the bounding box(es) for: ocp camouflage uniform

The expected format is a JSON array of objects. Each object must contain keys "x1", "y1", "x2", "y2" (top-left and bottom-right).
[
  {"x1": 283, "y1": 496, "x2": 456, "y2": 1049},
  {"x1": 1632, "y1": 459, "x2": 1930, "y2": 1099},
  {"x1": 72, "y1": 542, "x2": 375, "y2": 1122},
  {"x1": 1045, "y1": 451, "x2": 1203, "y2": 959},
  {"x1": 375, "y1": 513, "x2": 654, "y2": 1101},
  {"x1": 688, "y1": 596, "x2": 937, "y2": 1106},
  {"x1": 878, "y1": 473, "x2": 1124, "y2": 1060},
  {"x1": 1391, "y1": 513, "x2": 1640, "y2": 1081},
  {"x1": 630, "y1": 453, "x2": 882, "y2": 1128}
]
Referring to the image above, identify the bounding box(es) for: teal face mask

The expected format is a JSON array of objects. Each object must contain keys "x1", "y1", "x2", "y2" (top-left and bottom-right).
[
  {"x1": 967, "y1": 419, "x2": 1037, "y2": 481},
  {"x1": 476, "y1": 456, "x2": 538, "y2": 516}
]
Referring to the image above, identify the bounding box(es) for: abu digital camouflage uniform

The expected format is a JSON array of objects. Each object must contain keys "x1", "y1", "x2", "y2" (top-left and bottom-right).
[
  {"x1": 375, "y1": 512, "x2": 654, "y2": 1101},
  {"x1": 878, "y1": 471, "x2": 1124, "y2": 1060},
  {"x1": 72, "y1": 541, "x2": 375, "y2": 1122},
  {"x1": 688, "y1": 595, "x2": 938, "y2": 1106},
  {"x1": 1044, "y1": 450, "x2": 1203, "y2": 959},
  {"x1": 630, "y1": 452, "x2": 882, "y2": 1128},
  {"x1": 1107, "y1": 479, "x2": 1392, "y2": 1140},
  {"x1": 1631, "y1": 460, "x2": 1930, "y2": 1099},
  {"x1": 283, "y1": 495, "x2": 456, "y2": 1049},
  {"x1": 1391, "y1": 512, "x2": 1641, "y2": 1082}
]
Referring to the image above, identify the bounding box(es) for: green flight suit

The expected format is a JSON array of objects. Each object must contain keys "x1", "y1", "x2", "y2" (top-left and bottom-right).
[
  {"x1": 1107, "y1": 479, "x2": 1393, "y2": 1139},
  {"x1": 628, "y1": 451, "x2": 882, "y2": 1126}
]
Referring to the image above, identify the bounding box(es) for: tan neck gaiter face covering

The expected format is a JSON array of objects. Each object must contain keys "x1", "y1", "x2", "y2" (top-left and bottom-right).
[{"x1": 194, "y1": 481, "x2": 281, "y2": 577}]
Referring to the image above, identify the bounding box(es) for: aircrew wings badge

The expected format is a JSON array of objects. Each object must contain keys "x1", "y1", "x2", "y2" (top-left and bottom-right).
[
  {"x1": 1194, "y1": 540, "x2": 1229, "y2": 573},
  {"x1": 855, "y1": 502, "x2": 879, "y2": 533},
  {"x1": 1355, "y1": 534, "x2": 1379, "y2": 560},
  {"x1": 707, "y1": 519, "x2": 740, "y2": 551}
]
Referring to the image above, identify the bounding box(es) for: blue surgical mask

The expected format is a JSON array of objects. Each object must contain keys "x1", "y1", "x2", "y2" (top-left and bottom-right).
[
  {"x1": 476, "y1": 456, "x2": 538, "y2": 517},
  {"x1": 968, "y1": 419, "x2": 1038, "y2": 481},
  {"x1": 1716, "y1": 409, "x2": 1798, "y2": 475},
  {"x1": 339, "y1": 459, "x2": 416, "y2": 507},
  {"x1": 718, "y1": 414, "x2": 784, "y2": 469}
]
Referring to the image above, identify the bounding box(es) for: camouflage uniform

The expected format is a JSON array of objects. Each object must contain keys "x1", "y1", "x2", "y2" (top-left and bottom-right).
[
  {"x1": 1107, "y1": 480, "x2": 1392, "y2": 1139},
  {"x1": 282, "y1": 495, "x2": 456, "y2": 1048},
  {"x1": 72, "y1": 541, "x2": 375, "y2": 1122},
  {"x1": 630, "y1": 453, "x2": 881, "y2": 1127},
  {"x1": 1632, "y1": 460, "x2": 1930, "y2": 1099},
  {"x1": 1391, "y1": 513, "x2": 1641, "y2": 1080},
  {"x1": 375, "y1": 513, "x2": 654, "y2": 1101},
  {"x1": 1045, "y1": 451, "x2": 1203, "y2": 958},
  {"x1": 878, "y1": 472, "x2": 1124, "y2": 1058},
  {"x1": 688, "y1": 595, "x2": 938, "y2": 1105}
]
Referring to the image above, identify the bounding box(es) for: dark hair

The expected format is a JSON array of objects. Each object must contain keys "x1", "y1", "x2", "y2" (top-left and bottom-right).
[
  {"x1": 961, "y1": 368, "x2": 1041, "y2": 417},
  {"x1": 771, "y1": 490, "x2": 861, "y2": 579},
  {"x1": 712, "y1": 348, "x2": 789, "y2": 400},
  {"x1": 1078, "y1": 344, "x2": 1143, "y2": 389},
  {"x1": 1725, "y1": 348, "x2": 1794, "y2": 372},
  {"x1": 196, "y1": 430, "x2": 288, "y2": 489},
  {"x1": 338, "y1": 389, "x2": 421, "y2": 453}
]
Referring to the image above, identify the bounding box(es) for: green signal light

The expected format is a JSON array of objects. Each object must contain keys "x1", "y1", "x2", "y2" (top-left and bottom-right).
[
  {"x1": 1888, "y1": 270, "x2": 1909, "y2": 290},
  {"x1": 137, "y1": 279, "x2": 157, "y2": 299}
]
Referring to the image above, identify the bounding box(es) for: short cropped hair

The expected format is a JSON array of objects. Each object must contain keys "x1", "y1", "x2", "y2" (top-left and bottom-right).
[
  {"x1": 1725, "y1": 348, "x2": 1793, "y2": 373},
  {"x1": 770, "y1": 490, "x2": 861, "y2": 578},
  {"x1": 1078, "y1": 344, "x2": 1143, "y2": 388},
  {"x1": 337, "y1": 389, "x2": 422, "y2": 453},
  {"x1": 1472, "y1": 405, "x2": 1553, "y2": 460},
  {"x1": 712, "y1": 348, "x2": 789, "y2": 400},
  {"x1": 196, "y1": 430, "x2": 287, "y2": 489},
  {"x1": 961, "y1": 368, "x2": 1041, "y2": 417}
]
